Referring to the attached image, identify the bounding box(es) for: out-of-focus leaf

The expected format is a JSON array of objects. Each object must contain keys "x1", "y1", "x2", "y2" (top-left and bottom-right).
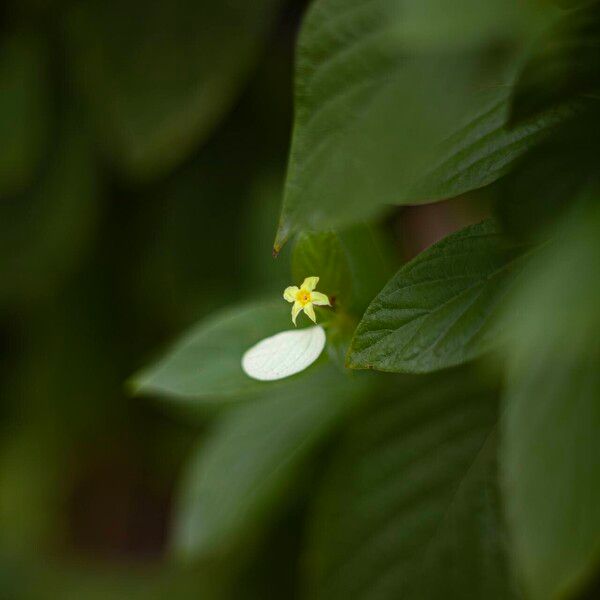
[
  {"x1": 131, "y1": 300, "x2": 318, "y2": 403},
  {"x1": 274, "y1": 0, "x2": 549, "y2": 248},
  {"x1": 347, "y1": 220, "x2": 530, "y2": 374},
  {"x1": 497, "y1": 106, "x2": 600, "y2": 241},
  {"x1": 0, "y1": 119, "x2": 99, "y2": 309},
  {"x1": 305, "y1": 368, "x2": 515, "y2": 599},
  {"x1": 509, "y1": 1, "x2": 600, "y2": 124},
  {"x1": 501, "y1": 201, "x2": 600, "y2": 600},
  {"x1": 171, "y1": 364, "x2": 368, "y2": 561},
  {"x1": 65, "y1": 0, "x2": 282, "y2": 180},
  {"x1": 0, "y1": 33, "x2": 49, "y2": 196},
  {"x1": 292, "y1": 231, "x2": 352, "y2": 307},
  {"x1": 409, "y1": 91, "x2": 570, "y2": 203}
]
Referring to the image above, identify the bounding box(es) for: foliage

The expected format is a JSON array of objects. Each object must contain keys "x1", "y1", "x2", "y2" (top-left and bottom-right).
[{"x1": 1, "y1": 0, "x2": 599, "y2": 598}]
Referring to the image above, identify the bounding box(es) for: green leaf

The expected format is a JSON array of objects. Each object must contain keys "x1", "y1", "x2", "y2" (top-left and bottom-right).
[
  {"x1": 509, "y1": 1, "x2": 600, "y2": 124},
  {"x1": 292, "y1": 231, "x2": 352, "y2": 307},
  {"x1": 274, "y1": 0, "x2": 549, "y2": 248},
  {"x1": 0, "y1": 33, "x2": 49, "y2": 196},
  {"x1": 0, "y1": 118, "x2": 99, "y2": 309},
  {"x1": 347, "y1": 220, "x2": 530, "y2": 374},
  {"x1": 305, "y1": 368, "x2": 515, "y2": 599},
  {"x1": 171, "y1": 364, "x2": 368, "y2": 561},
  {"x1": 496, "y1": 106, "x2": 600, "y2": 241},
  {"x1": 131, "y1": 300, "x2": 320, "y2": 403},
  {"x1": 65, "y1": 0, "x2": 282, "y2": 180},
  {"x1": 409, "y1": 91, "x2": 570, "y2": 204},
  {"x1": 501, "y1": 202, "x2": 600, "y2": 600}
]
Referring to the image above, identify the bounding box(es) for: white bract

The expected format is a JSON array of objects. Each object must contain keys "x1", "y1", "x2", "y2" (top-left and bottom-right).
[{"x1": 242, "y1": 325, "x2": 326, "y2": 381}]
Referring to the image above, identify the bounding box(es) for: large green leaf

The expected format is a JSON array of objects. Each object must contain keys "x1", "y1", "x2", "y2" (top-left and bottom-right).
[
  {"x1": 171, "y1": 364, "x2": 368, "y2": 561},
  {"x1": 305, "y1": 368, "x2": 515, "y2": 599},
  {"x1": 509, "y1": 1, "x2": 600, "y2": 125},
  {"x1": 501, "y1": 202, "x2": 600, "y2": 600},
  {"x1": 347, "y1": 220, "x2": 530, "y2": 374},
  {"x1": 65, "y1": 0, "x2": 281, "y2": 180},
  {"x1": 0, "y1": 33, "x2": 49, "y2": 196},
  {"x1": 496, "y1": 105, "x2": 600, "y2": 241},
  {"x1": 274, "y1": 0, "x2": 550, "y2": 248},
  {"x1": 409, "y1": 92, "x2": 569, "y2": 203},
  {"x1": 131, "y1": 300, "x2": 322, "y2": 403}
]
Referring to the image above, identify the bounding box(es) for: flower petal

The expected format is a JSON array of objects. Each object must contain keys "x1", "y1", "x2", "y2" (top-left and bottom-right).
[
  {"x1": 283, "y1": 286, "x2": 299, "y2": 302},
  {"x1": 310, "y1": 291, "x2": 330, "y2": 306},
  {"x1": 303, "y1": 302, "x2": 316, "y2": 323},
  {"x1": 291, "y1": 301, "x2": 302, "y2": 325},
  {"x1": 241, "y1": 325, "x2": 326, "y2": 381},
  {"x1": 301, "y1": 276, "x2": 319, "y2": 291}
]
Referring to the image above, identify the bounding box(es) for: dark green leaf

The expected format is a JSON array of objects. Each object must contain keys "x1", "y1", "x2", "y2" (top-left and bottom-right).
[
  {"x1": 305, "y1": 368, "x2": 515, "y2": 599},
  {"x1": 274, "y1": 0, "x2": 549, "y2": 248},
  {"x1": 347, "y1": 220, "x2": 530, "y2": 374},
  {"x1": 496, "y1": 106, "x2": 600, "y2": 241},
  {"x1": 409, "y1": 92, "x2": 570, "y2": 203},
  {"x1": 501, "y1": 202, "x2": 600, "y2": 600},
  {"x1": 171, "y1": 364, "x2": 368, "y2": 561},
  {"x1": 131, "y1": 300, "x2": 324, "y2": 403},
  {"x1": 65, "y1": 0, "x2": 282, "y2": 180},
  {"x1": 509, "y1": 1, "x2": 600, "y2": 124}
]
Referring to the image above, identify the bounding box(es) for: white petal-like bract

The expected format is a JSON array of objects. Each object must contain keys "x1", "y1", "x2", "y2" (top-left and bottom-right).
[{"x1": 242, "y1": 325, "x2": 326, "y2": 381}]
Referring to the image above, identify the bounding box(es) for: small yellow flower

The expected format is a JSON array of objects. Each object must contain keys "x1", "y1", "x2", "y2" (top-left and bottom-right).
[{"x1": 283, "y1": 276, "x2": 331, "y2": 325}]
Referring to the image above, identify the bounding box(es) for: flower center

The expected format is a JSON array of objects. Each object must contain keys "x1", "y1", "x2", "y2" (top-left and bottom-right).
[{"x1": 296, "y1": 289, "x2": 312, "y2": 306}]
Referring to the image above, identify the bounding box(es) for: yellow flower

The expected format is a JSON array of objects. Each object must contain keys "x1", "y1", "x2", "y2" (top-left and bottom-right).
[{"x1": 283, "y1": 276, "x2": 331, "y2": 325}]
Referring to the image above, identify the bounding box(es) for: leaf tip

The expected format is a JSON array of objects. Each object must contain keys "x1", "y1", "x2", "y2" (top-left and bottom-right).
[{"x1": 273, "y1": 221, "x2": 292, "y2": 256}]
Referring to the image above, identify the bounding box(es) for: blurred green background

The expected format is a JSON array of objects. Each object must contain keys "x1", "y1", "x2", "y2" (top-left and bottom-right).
[{"x1": 0, "y1": 1, "x2": 308, "y2": 596}]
